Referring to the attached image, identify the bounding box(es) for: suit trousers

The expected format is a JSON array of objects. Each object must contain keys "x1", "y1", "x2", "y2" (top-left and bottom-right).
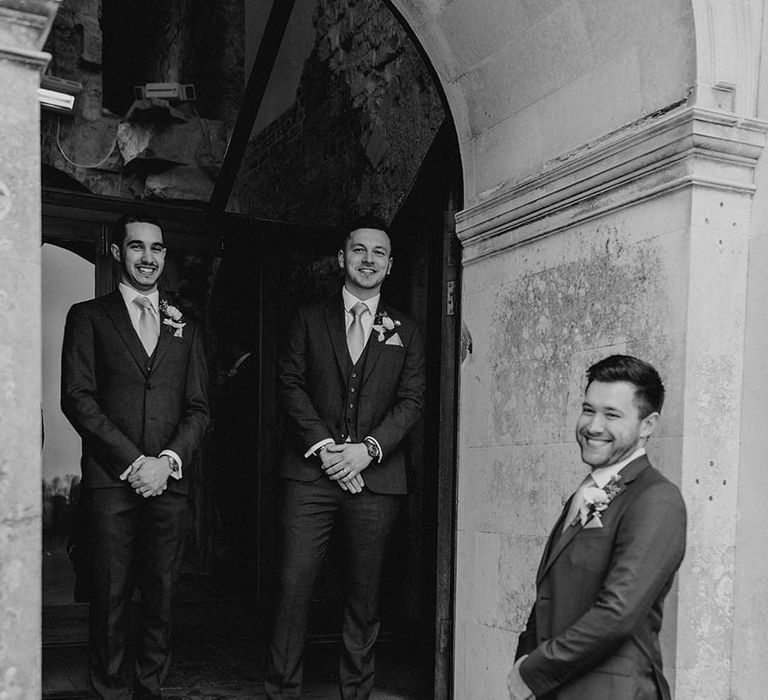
[
  {"x1": 265, "y1": 477, "x2": 402, "y2": 700},
  {"x1": 86, "y1": 487, "x2": 191, "y2": 700}
]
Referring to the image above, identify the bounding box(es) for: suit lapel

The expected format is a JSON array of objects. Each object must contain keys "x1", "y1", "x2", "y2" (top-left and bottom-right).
[
  {"x1": 323, "y1": 295, "x2": 348, "y2": 378},
  {"x1": 102, "y1": 290, "x2": 150, "y2": 374},
  {"x1": 151, "y1": 299, "x2": 174, "y2": 369},
  {"x1": 362, "y1": 303, "x2": 387, "y2": 383},
  {"x1": 537, "y1": 455, "x2": 652, "y2": 585}
]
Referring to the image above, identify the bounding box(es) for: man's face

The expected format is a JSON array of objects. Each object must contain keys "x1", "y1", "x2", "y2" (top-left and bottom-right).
[
  {"x1": 111, "y1": 221, "x2": 166, "y2": 294},
  {"x1": 338, "y1": 227, "x2": 393, "y2": 299},
  {"x1": 575, "y1": 380, "x2": 658, "y2": 470}
]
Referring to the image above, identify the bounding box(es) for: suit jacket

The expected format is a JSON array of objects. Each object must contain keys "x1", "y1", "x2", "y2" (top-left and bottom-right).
[
  {"x1": 61, "y1": 289, "x2": 209, "y2": 494},
  {"x1": 516, "y1": 455, "x2": 686, "y2": 699},
  {"x1": 277, "y1": 293, "x2": 426, "y2": 494}
]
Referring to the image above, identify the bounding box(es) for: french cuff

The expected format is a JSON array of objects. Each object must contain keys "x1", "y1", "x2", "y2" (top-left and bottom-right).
[
  {"x1": 160, "y1": 449, "x2": 183, "y2": 480},
  {"x1": 304, "y1": 438, "x2": 334, "y2": 460},
  {"x1": 364, "y1": 436, "x2": 383, "y2": 463},
  {"x1": 510, "y1": 655, "x2": 534, "y2": 700},
  {"x1": 119, "y1": 454, "x2": 145, "y2": 480}
]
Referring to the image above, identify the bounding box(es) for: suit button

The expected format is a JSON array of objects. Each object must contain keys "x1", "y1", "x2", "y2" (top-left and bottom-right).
[
  {"x1": 351, "y1": 372, "x2": 357, "y2": 378},
  {"x1": 350, "y1": 388, "x2": 355, "y2": 393},
  {"x1": 349, "y1": 404, "x2": 354, "y2": 408},
  {"x1": 146, "y1": 383, "x2": 153, "y2": 390}
]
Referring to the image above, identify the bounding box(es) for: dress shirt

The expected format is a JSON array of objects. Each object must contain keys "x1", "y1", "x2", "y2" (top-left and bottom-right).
[
  {"x1": 303, "y1": 287, "x2": 383, "y2": 461},
  {"x1": 117, "y1": 283, "x2": 182, "y2": 479}
]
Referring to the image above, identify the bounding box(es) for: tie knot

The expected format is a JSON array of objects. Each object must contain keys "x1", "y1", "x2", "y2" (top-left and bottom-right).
[
  {"x1": 134, "y1": 295, "x2": 153, "y2": 311},
  {"x1": 351, "y1": 302, "x2": 367, "y2": 319}
]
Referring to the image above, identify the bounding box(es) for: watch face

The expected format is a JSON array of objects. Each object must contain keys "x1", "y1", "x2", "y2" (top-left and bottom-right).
[{"x1": 366, "y1": 441, "x2": 379, "y2": 458}]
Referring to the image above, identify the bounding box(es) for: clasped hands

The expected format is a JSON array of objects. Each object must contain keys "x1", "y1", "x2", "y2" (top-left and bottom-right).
[
  {"x1": 120, "y1": 456, "x2": 172, "y2": 498},
  {"x1": 319, "y1": 443, "x2": 372, "y2": 494}
]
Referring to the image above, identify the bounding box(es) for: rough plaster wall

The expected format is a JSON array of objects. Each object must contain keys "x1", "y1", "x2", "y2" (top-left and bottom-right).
[
  {"x1": 236, "y1": 0, "x2": 445, "y2": 226},
  {"x1": 455, "y1": 195, "x2": 690, "y2": 698},
  {"x1": 0, "y1": 57, "x2": 43, "y2": 700}
]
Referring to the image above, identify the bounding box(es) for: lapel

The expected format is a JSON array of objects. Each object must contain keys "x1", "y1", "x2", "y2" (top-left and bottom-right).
[
  {"x1": 323, "y1": 294, "x2": 349, "y2": 379},
  {"x1": 537, "y1": 455, "x2": 651, "y2": 585},
  {"x1": 151, "y1": 297, "x2": 174, "y2": 369},
  {"x1": 362, "y1": 302, "x2": 388, "y2": 383},
  {"x1": 102, "y1": 290, "x2": 150, "y2": 375}
]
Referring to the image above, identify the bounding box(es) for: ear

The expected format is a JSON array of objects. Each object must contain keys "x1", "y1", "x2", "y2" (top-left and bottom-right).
[
  {"x1": 110, "y1": 243, "x2": 121, "y2": 263},
  {"x1": 386, "y1": 257, "x2": 393, "y2": 275},
  {"x1": 640, "y1": 411, "x2": 660, "y2": 439},
  {"x1": 337, "y1": 249, "x2": 345, "y2": 270}
]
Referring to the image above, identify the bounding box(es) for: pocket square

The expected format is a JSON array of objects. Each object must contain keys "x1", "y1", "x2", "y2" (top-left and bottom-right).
[
  {"x1": 583, "y1": 515, "x2": 603, "y2": 529},
  {"x1": 384, "y1": 333, "x2": 403, "y2": 346}
]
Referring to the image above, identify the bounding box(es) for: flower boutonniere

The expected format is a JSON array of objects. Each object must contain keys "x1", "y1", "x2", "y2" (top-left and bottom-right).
[
  {"x1": 580, "y1": 474, "x2": 625, "y2": 528},
  {"x1": 160, "y1": 300, "x2": 186, "y2": 338},
  {"x1": 372, "y1": 309, "x2": 402, "y2": 344}
]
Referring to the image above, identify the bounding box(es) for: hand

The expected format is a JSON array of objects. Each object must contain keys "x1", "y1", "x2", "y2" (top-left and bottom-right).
[
  {"x1": 127, "y1": 456, "x2": 170, "y2": 498},
  {"x1": 323, "y1": 443, "x2": 371, "y2": 493},
  {"x1": 507, "y1": 657, "x2": 534, "y2": 700},
  {"x1": 318, "y1": 447, "x2": 363, "y2": 493}
]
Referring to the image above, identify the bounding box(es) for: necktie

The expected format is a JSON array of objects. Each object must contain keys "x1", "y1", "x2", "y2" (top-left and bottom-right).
[
  {"x1": 347, "y1": 302, "x2": 368, "y2": 364},
  {"x1": 134, "y1": 295, "x2": 159, "y2": 356},
  {"x1": 562, "y1": 474, "x2": 594, "y2": 533}
]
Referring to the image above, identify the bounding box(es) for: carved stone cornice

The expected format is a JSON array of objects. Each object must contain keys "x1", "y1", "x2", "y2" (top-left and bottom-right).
[
  {"x1": 457, "y1": 106, "x2": 768, "y2": 264},
  {"x1": 0, "y1": 0, "x2": 60, "y2": 67}
]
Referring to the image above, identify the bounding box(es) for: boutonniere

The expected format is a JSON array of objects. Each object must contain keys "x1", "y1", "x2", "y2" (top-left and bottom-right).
[
  {"x1": 159, "y1": 300, "x2": 186, "y2": 338},
  {"x1": 580, "y1": 474, "x2": 625, "y2": 528},
  {"x1": 372, "y1": 309, "x2": 402, "y2": 343}
]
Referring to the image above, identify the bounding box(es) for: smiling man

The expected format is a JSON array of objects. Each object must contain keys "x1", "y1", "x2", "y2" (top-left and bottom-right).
[
  {"x1": 265, "y1": 216, "x2": 426, "y2": 700},
  {"x1": 61, "y1": 212, "x2": 209, "y2": 699},
  {"x1": 509, "y1": 355, "x2": 687, "y2": 700}
]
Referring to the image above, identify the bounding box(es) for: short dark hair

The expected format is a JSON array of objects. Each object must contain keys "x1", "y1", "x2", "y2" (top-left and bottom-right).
[
  {"x1": 114, "y1": 211, "x2": 162, "y2": 246},
  {"x1": 341, "y1": 214, "x2": 391, "y2": 250},
  {"x1": 586, "y1": 354, "x2": 665, "y2": 417}
]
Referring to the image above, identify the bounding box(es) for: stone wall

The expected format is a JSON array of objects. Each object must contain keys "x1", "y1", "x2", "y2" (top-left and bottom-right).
[
  {"x1": 236, "y1": 0, "x2": 445, "y2": 227},
  {"x1": 40, "y1": 0, "x2": 241, "y2": 201}
]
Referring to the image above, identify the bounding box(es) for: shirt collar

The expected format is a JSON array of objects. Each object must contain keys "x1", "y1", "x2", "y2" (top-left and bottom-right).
[
  {"x1": 118, "y1": 282, "x2": 160, "y2": 310},
  {"x1": 589, "y1": 447, "x2": 646, "y2": 489},
  {"x1": 342, "y1": 286, "x2": 380, "y2": 317}
]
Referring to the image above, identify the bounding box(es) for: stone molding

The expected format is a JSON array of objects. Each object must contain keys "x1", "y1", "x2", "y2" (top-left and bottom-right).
[
  {"x1": 457, "y1": 106, "x2": 768, "y2": 264},
  {"x1": 0, "y1": 0, "x2": 60, "y2": 58}
]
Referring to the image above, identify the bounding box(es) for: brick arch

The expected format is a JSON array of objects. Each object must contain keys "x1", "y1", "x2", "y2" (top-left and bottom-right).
[{"x1": 388, "y1": 0, "x2": 701, "y2": 207}]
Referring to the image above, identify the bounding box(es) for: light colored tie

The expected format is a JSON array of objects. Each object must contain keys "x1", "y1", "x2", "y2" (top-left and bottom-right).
[
  {"x1": 134, "y1": 295, "x2": 159, "y2": 356},
  {"x1": 347, "y1": 302, "x2": 368, "y2": 364},
  {"x1": 562, "y1": 474, "x2": 594, "y2": 533}
]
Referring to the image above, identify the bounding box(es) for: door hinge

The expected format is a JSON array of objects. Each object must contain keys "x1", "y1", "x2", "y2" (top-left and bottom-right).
[{"x1": 446, "y1": 280, "x2": 455, "y2": 316}]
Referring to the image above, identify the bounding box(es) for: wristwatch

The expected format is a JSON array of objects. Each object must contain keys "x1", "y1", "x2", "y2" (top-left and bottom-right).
[
  {"x1": 363, "y1": 437, "x2": 380, "y2": 460},
  {"x1": 165, "y1": 454, "x2": 180, "y2": 475}
]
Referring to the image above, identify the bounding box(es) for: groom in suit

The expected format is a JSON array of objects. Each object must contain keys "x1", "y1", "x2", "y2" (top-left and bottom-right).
[
  {"x1": 509, "y1": 355, "x2": 686, "y2": 700},
  {"x1": 61, "y1": 212, "x2": 209, "y2": 699},
  {"x1": 265, "y1": 216, "x2": 426, "y2": 699}
]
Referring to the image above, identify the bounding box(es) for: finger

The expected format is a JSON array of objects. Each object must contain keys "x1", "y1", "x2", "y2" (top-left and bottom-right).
[{"x1": 325, "y1": 443, "x2": 344, "y2": 453}]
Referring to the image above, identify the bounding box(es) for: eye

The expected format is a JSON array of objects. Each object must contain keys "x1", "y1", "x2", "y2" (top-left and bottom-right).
[{"x1": 581, "y1": 406, "x2": 594, "y2": 415}]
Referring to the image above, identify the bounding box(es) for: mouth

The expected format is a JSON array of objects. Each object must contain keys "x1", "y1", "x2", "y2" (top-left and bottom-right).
[
  {"x1": 357, "y1": 267, "x2": 377, "y2": 275},
  {"x1": 136, "y1": 265, "x2": 157, "y2": 277},
  {"x1": 582, "y1": 436, "x2": 610, "y2": 448}
]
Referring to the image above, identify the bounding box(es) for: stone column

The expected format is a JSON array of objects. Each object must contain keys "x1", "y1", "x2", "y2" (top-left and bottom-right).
[
  {"x1": 454, "y1": 106, "x2": 767, "y2": 699},
  {"x1": 0, "y1": 1, "x2": 60, "y2": 696}
]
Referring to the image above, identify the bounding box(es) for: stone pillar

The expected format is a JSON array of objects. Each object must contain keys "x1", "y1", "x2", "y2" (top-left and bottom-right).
[
  {"x1": 454, "y1": 106, "x2": 767, "y2": 699},
  {"x1": 0, "y1": 1, "x2": 60, "y2": 696}
]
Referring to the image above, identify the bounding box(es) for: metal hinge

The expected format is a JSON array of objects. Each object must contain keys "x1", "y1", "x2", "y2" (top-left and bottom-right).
[{"x1": 446, "y1": 280, "x2": 455, "y2": 316}]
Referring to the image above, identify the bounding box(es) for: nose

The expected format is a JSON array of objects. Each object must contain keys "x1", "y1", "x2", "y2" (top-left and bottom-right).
[{"x1": 585, "y1": 413, "x2": 605, "y2": 434}]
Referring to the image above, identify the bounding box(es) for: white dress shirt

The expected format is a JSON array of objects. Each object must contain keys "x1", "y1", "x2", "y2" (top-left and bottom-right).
[
  {"x1": 117, "y1": 283, "x2": 182, "y2": 480},
  {"x1": 303, "y1": 286, "x2": 383, "y2": 461}
]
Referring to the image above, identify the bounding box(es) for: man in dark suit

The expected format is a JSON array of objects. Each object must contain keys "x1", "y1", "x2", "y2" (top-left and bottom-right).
[
  {"x1": 61, "y1": 212, "x2": 209, "y2": 699},
  {"x1": 264, "y1": 216, "x2": 426, "y2": 699},
  {"x1": 509, "y1": 355, "x2": 686, "y2": 700}
]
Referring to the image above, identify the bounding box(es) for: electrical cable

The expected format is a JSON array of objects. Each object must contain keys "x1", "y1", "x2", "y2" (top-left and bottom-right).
[{"x1": 55, "y1": 113, "x2": 120, "y2": 169}]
